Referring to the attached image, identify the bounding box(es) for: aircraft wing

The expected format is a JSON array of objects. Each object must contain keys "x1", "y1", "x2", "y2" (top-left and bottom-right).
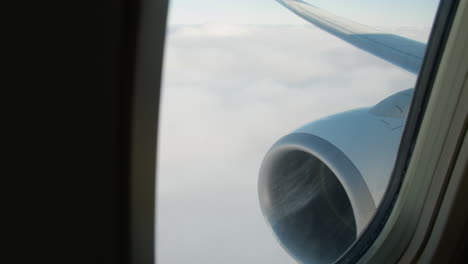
[{"x1": 277, "y1": 0, "x2": 426, "y2": 74}]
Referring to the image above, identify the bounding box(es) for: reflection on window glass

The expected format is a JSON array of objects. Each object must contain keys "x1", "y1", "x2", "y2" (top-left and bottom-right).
[{"x1": 158, "y1": 0, "x2": 440, "y2": 263}]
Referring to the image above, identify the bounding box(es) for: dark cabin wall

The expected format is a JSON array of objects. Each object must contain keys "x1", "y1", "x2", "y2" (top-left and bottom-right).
[{"x1": 2, "y1": 0, "x2": 166, "y2": 263}]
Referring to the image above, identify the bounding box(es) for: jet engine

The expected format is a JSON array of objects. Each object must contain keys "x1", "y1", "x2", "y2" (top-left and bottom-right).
[{"x1": 258, "y1": 89, "x2": 413, "y2": 263}]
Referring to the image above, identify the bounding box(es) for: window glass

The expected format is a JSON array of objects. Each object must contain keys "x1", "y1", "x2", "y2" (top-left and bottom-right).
[{"x1": 158, "y1": 1, "x2": 440, "y2": 263}]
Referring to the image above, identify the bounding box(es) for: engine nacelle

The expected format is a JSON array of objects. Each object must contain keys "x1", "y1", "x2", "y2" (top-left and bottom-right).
[{"x1": 258, "y1": 89, "x2": 413, "y2": 263}]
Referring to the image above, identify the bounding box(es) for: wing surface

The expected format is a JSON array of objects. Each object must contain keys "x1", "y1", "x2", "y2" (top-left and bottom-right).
[{"x1": 277, "y1": 0, "x2": 426, "y2": 74}]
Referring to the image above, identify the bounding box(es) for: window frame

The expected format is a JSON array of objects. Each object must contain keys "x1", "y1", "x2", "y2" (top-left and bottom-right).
[{"x1": 128, "y1": 0, "x2": 169, "y2": 263}]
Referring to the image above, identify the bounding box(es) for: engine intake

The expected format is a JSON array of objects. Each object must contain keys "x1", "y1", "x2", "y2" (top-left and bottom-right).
[{"x1": 258, "y1": 89, "x2": 413, "y2": 263}]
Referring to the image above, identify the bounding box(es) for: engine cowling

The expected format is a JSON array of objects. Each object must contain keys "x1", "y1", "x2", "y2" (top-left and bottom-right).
[{"x1": 258, "y1": 89, "x2": 413, "y2": 263}]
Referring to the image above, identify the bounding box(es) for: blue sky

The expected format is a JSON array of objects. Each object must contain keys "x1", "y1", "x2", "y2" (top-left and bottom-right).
[{"x1": 168, "y1": 0, "x2": 440, "y2": 28}]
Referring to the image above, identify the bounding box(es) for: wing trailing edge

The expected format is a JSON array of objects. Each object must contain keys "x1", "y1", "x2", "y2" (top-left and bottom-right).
[{"x1": 277, "y1": 0, "x2": 426, "y2": 74}]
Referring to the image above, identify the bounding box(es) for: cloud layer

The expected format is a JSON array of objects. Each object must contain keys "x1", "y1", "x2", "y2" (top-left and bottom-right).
[{"x1": 157, "y1": 24, "x2": 416, "y2": 264}]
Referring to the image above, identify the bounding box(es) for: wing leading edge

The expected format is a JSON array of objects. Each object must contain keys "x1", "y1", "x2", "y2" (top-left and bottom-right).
[{"x1": 277, "y1": 0, "x2": 426, "y2": 74}]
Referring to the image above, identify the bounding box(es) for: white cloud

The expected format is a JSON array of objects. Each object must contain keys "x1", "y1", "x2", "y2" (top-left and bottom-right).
[{"x1": 157, "y1": 24, "x2": 417, "y2": 264}]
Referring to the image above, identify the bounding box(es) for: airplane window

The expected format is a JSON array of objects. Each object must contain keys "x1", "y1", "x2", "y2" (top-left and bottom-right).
[{"x1": 157, "y1": 0, "x2": 441, "y2": 263}]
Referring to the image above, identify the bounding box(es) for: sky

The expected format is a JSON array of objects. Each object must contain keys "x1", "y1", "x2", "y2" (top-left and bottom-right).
[
  {"x1": 168, "y1": 0, "x2": 440, "y2": 28},
  {"x1": 157, "y1": 1, "x2": 439, "y2": 263}
]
